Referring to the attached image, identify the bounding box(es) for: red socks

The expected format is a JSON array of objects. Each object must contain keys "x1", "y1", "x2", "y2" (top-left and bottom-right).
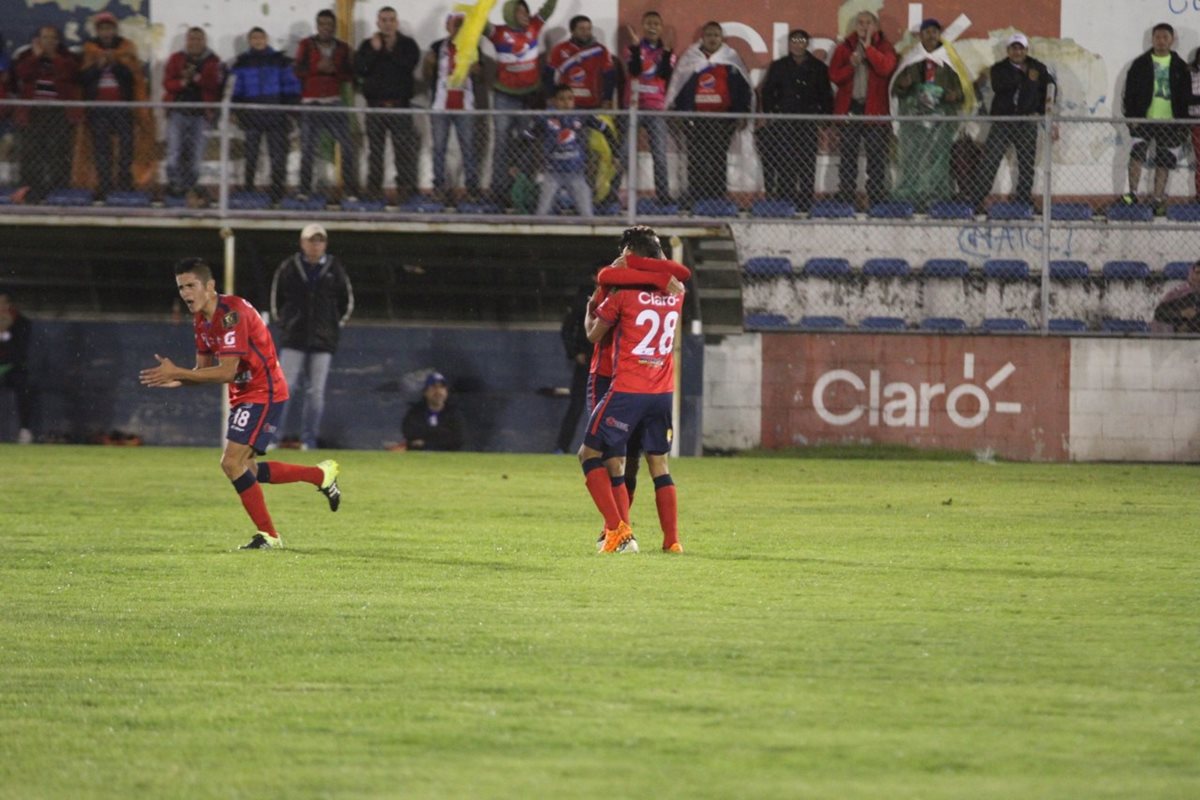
[
  {"x1": 260, "y1": 461, "x2": 323, "y2": 486},
  {"x1": 233, "y1": 471, "x2": 276, "y2": 535},
  {"x1": 654, "y1": 476, "x2": 678, "y2": 549},
  {"x1": 611, "y1": 477, "x2": 631, "y2": 524},
  {"x1": 583, "y1": 460, "x2": 621, "y2": 530}
]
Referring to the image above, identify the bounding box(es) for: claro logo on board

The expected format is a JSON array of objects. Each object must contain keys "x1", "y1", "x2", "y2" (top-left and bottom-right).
[{"x1": 810, "y1": 353, "x2": 1022, "y2": 430}]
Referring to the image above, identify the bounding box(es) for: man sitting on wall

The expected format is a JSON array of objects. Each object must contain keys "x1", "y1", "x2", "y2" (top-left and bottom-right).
[{"x1": 1152, "y1": 261, "x2": 1200, "y2": 333}]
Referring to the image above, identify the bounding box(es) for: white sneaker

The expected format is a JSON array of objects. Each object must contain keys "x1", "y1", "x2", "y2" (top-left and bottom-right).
[
  {"x1": 616, "y1": 536, "x2": 639, "y2": 554},
  {"x1": 17, "y1": 428, "x2": 33, "y2": 444}
]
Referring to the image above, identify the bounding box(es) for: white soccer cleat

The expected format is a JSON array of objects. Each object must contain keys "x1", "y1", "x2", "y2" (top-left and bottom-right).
[{"x1": 317, "y1": 459, "x2": 341, "y2": 512}]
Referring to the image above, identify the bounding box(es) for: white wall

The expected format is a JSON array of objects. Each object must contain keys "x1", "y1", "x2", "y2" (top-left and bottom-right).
[{"x1": 702, "y1": 333, "x2": 762, "y2": 450}]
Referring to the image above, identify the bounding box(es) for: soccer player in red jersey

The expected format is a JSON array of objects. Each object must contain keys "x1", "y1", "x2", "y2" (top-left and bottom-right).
[
  {"x1": 139, "y1": 258, "x2": 341, "y2": 550},
  {"x1": 580, "y1": 226, "x2": 686, "y2": 554}
]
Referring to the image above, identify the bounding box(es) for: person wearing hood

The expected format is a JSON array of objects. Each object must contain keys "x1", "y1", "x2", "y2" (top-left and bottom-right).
[
  {"x1": 163, "y1": 27, "x2": 224, "y2": 200},
  {"x1": 484, "y1": 0, "x2": 558, "y2": 204},
  {"x1": 230, "y1": 27, "x2": 301, "y2": 204},
  {"x1": 665, "y1": 21, "x2": 752, "y2": 208},
  {"x1": 80, "y1": 11, "x2": 149, "y2": 198},
  {"x1": 891, "y1": 18, "x2": 964, "y2": 211}
]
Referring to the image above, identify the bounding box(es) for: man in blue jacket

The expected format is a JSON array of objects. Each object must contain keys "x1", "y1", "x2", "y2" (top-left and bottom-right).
[{"x1": 230, "y1": 27, "x2": 301, "y2": 203}]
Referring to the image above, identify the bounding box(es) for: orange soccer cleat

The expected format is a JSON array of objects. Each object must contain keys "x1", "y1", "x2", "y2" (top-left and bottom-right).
[{"x1": 600, "y1": 521, "x2": 634, "y2": 553}]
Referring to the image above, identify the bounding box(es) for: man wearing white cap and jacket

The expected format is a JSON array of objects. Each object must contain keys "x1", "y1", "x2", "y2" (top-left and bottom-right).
[
  {"x1": 965, "y1": 32, "x2": 1057, "y2": 210},
  {"x1": 270, "y1": 223, "x2": 354, "y2": 450}
]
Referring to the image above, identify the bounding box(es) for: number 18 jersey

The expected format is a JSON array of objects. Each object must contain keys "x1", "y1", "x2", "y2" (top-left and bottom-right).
[
  {"x1": 594, "y1": 287, "x2": 684, "y2": 395},
  {"x1": 193, "y1": 294, "x2": 289, "y2": 406}
]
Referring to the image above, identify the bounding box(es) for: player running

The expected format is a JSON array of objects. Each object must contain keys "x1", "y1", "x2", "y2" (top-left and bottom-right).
[
  {"x1": 139, "y1": 258, "x2": 341, "y2": 550},
  {"x1": 580, "y1": 226, "x2": 686, "y2": 554}
]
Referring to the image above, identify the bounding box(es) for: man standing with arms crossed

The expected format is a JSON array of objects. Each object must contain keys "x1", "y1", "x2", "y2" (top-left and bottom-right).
[
  {"x1": 580, "y1": 226, "x2": 686, "y2": 554},
  {"x1": 139, "y1": 258, "x2": 341, "y2": 550}
]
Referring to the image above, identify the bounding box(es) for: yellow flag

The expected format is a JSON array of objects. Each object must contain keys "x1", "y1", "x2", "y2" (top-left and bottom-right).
[{"x1": 450, "y1": 0, "x2": 497, "y2": 88}]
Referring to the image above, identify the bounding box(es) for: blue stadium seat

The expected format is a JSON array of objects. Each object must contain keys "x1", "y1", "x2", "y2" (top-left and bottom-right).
[
  {"x1": 920, "y1": 316, "x2": 967, "y2": 332},
  {"x1": 868, "y1": 201, "x2": 913, "y2": 219},
  {"x1": 987, "y1": 201, "x2": 1034, "y2": 221},
  {"x1": 45, "y1": 188, "x2": 94, "y2": 206},
  {"x1": 743, "y1": 257, "x2": 793, "y2": 278},
  {"x1": 228, "y1": 190, "x2": 273, "y2": 210},
  {"x1": 596, "y1": 201, "x2": 623, "y2": 216},
  {"x1": 803, "y1": 257, "x2": 851, "y2": 278},
  {"x1": 922, "y1": 258, "x2": 969, "y2": 278},
  {"x1": 1049, "y1": 260, "x2": 1090, "y2": 280},
  {"x1": 860, "y1": 316, "x2": 907, "y2": 330},
  {"x1": 0, "y1": 187, "x2": 14, "y2": 205},
  {"x1": 457, "y1": 201, "x2": 502, "y2": 215},
  {"x1": 983, "y1": 259, "x2": 1030, "y2": 280},
  {"x1": 280, "y1": 194, "x2": 327, "y2": 211},
  {"x1": 400, "y1": 196, "x2": 445, "y2": 213},
  {"x1": 745, "y1": 312, "x2": 791, "y2": 329},
  {"x1": 636, "y1": 197, "x2": 679, "y2": 216},
  {"x1": 103, "y1": 191, "x2": 152, "y2": 208},
  {"x1": 1050, "y1": 202, "x2": 1093, "y2": 221},
  {"x1": 799, "y1": 315, "x2": 845, "y2": 329},
  {"x1": 1166, "y1": 203, "x2": 1200, "y2": 222},
  {"x1": 1101, "y1": 318, "x2": 1150, "y2": 333},
  {"x1": 809, "y1": 200, "x2": 856, "y2": 218},
  {"x1": 862, "y1": 258, "x2": 911, "y2": 277},
  {"x1": 162, "y1": 193, "x2": 190, "y2": 209},
  {"x1": 927, "y1": 200, "x2": 974, "y2": 219},
  {"x1": 692, "y1": 198, "x2": 739, "y2": 217},
  {"x1": 341, "y1": 197, "x2": 386, "y2": 212},
  {"x1": 1106, "y1": 202, "x2": 1154, "y2": 222},
  {"x1": 750, "y1": 199, "x2": 795, "y2": 217},
  {"x1": 1102, "y1": 260, "x2": 1150, "y2": 280},
  {"x1": 1163, "y1": 261, "x2": 1193, "y2": 280},
  {"x1": 981, "y1": 318, "x2": 1029, "y2": 332},
  {"x1": 1048, "y1": 318, "x2": 1088, "y2": 332}
]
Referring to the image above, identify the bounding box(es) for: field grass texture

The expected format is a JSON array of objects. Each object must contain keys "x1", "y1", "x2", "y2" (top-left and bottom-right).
[{"x1": 1, "y1": 446, "x2": 1197, "y2": 799}]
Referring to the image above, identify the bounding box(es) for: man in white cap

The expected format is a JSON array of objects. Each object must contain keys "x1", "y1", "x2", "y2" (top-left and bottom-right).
[
  {"x1": 270, "y1": 223, "x2": 354, "y2": 450},
  {"x1": 965, "y1": 32, "x2": 1057, "y2": 211}
]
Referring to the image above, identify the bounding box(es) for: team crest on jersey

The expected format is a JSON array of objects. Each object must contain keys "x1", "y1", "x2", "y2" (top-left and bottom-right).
[
  {"x1": 222, "y1": 310, "x2": 239, "y2": 327},
  {"x1": 568, "y1": 66, "x2": 586, "y2": 84},
  {"x1": 699, "y1": 73, "x2": 717, "y2": 90}
]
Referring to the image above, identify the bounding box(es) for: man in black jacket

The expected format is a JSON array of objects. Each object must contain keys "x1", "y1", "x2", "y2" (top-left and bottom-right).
[
  {"x1": 965, "y1": 33, "x2": 1056, "y2": 210},
  {"x1": 402, "y1": 372, "x2": 465, "y2": 451},
  {"x1": 1121, "y1": 22, "x2": 1191, "y2": 214},
  {"x1": 356, "y1": 6, "x2": 420, "y2": 203},
  {"x1": 0, "y1": 288, "x2": 34, "y2": 444},
  {"x1": 756, "y1": 29, "x2": 833, "y2": 211},
  {"x1": 554, "y1": 274, "x2": 596, "y2": 453},
  {"x1": 270, "y1": 223, "x2": 354, "y2": 450}
]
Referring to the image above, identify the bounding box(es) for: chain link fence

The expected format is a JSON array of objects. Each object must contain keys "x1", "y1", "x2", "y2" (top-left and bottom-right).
[{"x1": 1, "y1": 98, "x2": 1197, "y2": 334}]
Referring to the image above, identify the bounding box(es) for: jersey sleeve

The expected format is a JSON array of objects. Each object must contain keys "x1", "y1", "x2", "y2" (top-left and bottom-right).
[{"x1": 594, "y1": 290, "x2": 622, "y2": 325}]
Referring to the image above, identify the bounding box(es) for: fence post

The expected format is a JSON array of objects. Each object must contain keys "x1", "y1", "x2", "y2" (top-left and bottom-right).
[
  {"x1": 217, "y1": 75, "x2": 236, "y2": 217},
  {"x1": 626, "y1": 94, "x2": 639, "y2": 225},
  {"x1": 1039, "y1": 109, "x2": 1054, "y2": 334}
]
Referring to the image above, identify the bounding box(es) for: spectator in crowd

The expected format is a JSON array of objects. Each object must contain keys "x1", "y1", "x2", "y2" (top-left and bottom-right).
[
  {"x1": 295, "y1": 9, "x2": 359, "y2": 201},
  {"x1": 666, "y1": 21, "x2": 751, "y2": 208},
  {"x1": 356, "y1": 6, "x2": 420, "y2": 205},
  {"x1": 964, "y1": 33, "x2": 1056, "y2": 212},
  {"x1": 1189, "y1": 47, "x2": 1200, "y2": 202},
  {"x1": 1152, "y1": 261, "x2": 1200, "y2": 333},
  {"x1": 402, "y1": 371, "x2": 465, "y2": 451},
  {"x1": 829, "y1": 10, "x2": 897, "y2": 208},
  {"x1": 623, "y1": 11, "x2": 675, "y2": 204},
  {"x1": 756, "y1": 28, "x2": 832, "y2": 212},
  {"x1": 891, "y1": 18, "x2": 965, "y2": 211},
  {"x1": 547, "y1": 15, "x2": 616, "y2": 110},
  {"x1": 0, "y1": 287, "x2": 34, "y2": 444},
  {"x1": 80, "y1": 12, "x2": 148, "y2": 198},
  {"x1": 555, "y1": 269, "x2": 599, "y2": 454},
  {"x1": 270, "y1": 223, "x2": 354, "y2": 451},
  {"x1": 485, "y1": 0, "x2": 558, "y2": 205},
  {"x1": 11, "y1": 26, "x2": 80, "y2": 204},
  {"x1": 231, "y1": 27, "x2": 300, "y2": 204},
  {"x1": 423, "y1": 12, "x2": 487, "y2": 204},
  {"x1": 162, "y1": 27, "x2": 223, "y2": 201},
  {"x1": 526, "y1": 83, "x2": 607, "y2": 217},
  {"x1": 1122, "y1": 23, "x2": 1190, "y2": 215},
  {"x1": 0, "y1": 31, "x2": 10, "y2": 133}
]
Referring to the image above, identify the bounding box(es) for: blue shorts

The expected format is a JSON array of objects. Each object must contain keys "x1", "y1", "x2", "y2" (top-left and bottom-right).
[
  {"x1": 227, "y1": 400, "x2": 285, "y2": 455},
  {"x1": 585, "y1": 391, "x2": 673, "y2": 456},
  {"x1": 586, "y1": 373, "x2": 611, "y2": 416}
]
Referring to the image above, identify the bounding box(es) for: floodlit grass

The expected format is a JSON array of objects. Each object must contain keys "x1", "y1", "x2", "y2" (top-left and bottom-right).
[{"x1": 0, "y1": 445, "x2": 1197, "y2": 799}]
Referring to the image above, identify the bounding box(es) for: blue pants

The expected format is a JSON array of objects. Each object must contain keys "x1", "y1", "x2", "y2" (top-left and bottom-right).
[{"x1": 277, "y1": 348, "x2": 333, "y2": 449}]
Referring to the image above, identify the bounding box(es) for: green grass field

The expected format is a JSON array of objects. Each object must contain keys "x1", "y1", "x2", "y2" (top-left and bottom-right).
[{"x1": 1, "y1": 445, "x2": 1197, "y2": 799}]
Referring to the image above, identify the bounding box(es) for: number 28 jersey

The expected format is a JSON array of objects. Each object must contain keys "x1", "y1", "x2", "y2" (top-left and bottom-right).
[
  {"x1": 193, "y1": 294, "x2": 289, "y2": 406},
  {"x1": 594, "y1": 287, "x2": 684, "y2": 395}
]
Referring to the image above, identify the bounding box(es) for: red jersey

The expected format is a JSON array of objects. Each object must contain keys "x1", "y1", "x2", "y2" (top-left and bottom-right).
[
  {"x1": 589, "y1": 286, "x2": 616, "y2": 378},
  {"x1": 193, "y1": 295, "x2": 289, "y2": 406},
  {"x1": 694, "y1": 64, "x2": 732, "y2": 111},
  {"x1": 490, "y1": 17, "x2": 546, "y2": 93},
  {"x1": 548, "y1": 39, "x2": 613, "y2": 109},
  {"x1": 595, "y1": 287, "x2": 685, "y2": 394}
]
